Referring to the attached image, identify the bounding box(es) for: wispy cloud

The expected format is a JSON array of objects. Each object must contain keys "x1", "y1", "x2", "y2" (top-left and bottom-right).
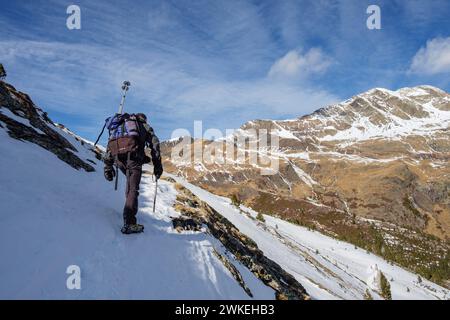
[
  {"x1": 268, "y1": 48, "x2": 333, "y2": 79},
  {"x1": 409, "y1": 37, "x2": 450, "y2": 75},
  {"x1": 0, "y1": 38, "x2": 338, "y2": 139}
]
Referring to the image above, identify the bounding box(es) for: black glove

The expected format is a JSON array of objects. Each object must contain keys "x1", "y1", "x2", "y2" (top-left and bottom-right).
[
  {"x1": 154, "y1": 165, "x2": 163, "y2": 180},
  {"x1": 104, "y1": 166, "x2": 115, "y2": 182},
  {"x1": 143, "y1": 155, "x2": 151, "y2": 164}
]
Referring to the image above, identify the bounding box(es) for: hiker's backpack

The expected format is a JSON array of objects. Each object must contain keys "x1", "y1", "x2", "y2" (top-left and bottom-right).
[{"x1": 105, "y1": 113, "x2": 141, "y2": 157}]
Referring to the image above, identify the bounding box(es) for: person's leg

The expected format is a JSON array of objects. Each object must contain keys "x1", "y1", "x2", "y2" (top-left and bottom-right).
[{"x1": 123, "y1": 158, "x2": 142, "y2": 226}]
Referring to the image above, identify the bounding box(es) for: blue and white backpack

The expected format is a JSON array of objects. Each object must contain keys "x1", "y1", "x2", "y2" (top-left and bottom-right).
[{"x1": 105, "y1": 113, "x2": 141, "y2": 157}]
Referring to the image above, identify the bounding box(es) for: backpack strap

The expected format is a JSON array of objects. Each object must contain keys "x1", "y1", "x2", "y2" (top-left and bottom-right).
[
  {"x1": 114, "y1": 141, "x2": 120, "y2": 191},
  {"x1": 114, "y1": 162, "x2": 119, "y2": 191},
  {"x1": 121, "y1": 122, "x2": 126, "y2": 137},
  {"x1": 125, "y1": 152, "x2": 132, "y2": 195}
]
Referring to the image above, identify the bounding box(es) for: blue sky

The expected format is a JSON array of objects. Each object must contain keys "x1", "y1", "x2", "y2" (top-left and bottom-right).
[{"x1": 0, "y1": 0, "x2": 449, "y2": 142}]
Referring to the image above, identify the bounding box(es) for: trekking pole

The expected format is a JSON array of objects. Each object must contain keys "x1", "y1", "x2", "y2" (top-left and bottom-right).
[
  {"x1": 114, "y1": 165, "x2": 119, "y2": 191},
  {"x1": 153, "y1": 179, "x2": 158, "y2": 213},
  {"x1": 93, "y1": 122, "x2": 106, "y2": 147}
]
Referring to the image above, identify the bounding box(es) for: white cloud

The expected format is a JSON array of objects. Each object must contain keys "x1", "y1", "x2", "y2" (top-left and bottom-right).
[
  {"x1": 0, "y1": 40, "x2": 338, "y2": 118},
  {"x1": 268, "y1": 48, "x2": 332, "y2": 78},
  {"x1": 409, "y1": 37, "x2": 450, "y2": 75}
]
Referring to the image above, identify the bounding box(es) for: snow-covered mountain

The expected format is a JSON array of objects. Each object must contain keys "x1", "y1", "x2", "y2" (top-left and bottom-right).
[
  {"x1": 0, "y1": 80, "x2": 449, "y2": 299},
  {"x1": 162, "y1": 85, "x2": 450, "y2": 288},
  {"x1": 277, "y1": 85, "x2": 449, "y2": 144}
]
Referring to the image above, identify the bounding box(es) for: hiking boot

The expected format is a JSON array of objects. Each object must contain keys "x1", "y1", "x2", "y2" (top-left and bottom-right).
[{"x1": 121, "y1": 224, "x2": 144, "y2": 234}]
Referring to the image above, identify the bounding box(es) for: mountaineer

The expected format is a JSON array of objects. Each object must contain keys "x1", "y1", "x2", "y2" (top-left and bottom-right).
[{"x1": 103, "y1": 112, "x2": 163, "y2": 234}]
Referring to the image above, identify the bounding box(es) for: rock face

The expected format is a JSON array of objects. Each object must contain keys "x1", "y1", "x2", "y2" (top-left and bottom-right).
[
  {"x1": 162, "y1": 85, "x2": 450, "y2": 286},
  {"x1": 0, "y1": 81, "x2": 102, "y2": 172},
  {"x1": 173, "y1": 183, "x2": 310, "y2": 300}
]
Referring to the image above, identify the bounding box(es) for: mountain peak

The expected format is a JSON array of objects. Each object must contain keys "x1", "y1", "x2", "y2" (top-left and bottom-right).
[{"x1": 362, "y1": 85, "x2": 447, "y2": 99}]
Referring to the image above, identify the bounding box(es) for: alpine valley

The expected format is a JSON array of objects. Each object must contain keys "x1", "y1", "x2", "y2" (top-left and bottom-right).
[{"x1": 161, "y1": 85, "x2": 450, "y2": 288}]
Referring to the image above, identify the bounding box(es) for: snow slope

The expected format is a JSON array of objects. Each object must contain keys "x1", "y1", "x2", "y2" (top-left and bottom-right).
[
  {"x1": 172, "y1": 176, "x2": 450, "y2": 300},
  {"x1": 0, "y1": 122, "x2": 274, "y2": 299}
]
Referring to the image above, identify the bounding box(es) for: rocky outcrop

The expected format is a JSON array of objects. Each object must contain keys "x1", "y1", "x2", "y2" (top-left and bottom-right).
[
  {"x1": 212, "y1": 248, "x2": 253, "y2": 298},
  {"x1": 172, "y1": 183, "x2": 310, "y2": 300},
  {"x1": 172, "y1": 216, "x2": 203, "y2": 232},
  {"x1": 0, "y1": 81, "x2": 96, "y2": 172}
]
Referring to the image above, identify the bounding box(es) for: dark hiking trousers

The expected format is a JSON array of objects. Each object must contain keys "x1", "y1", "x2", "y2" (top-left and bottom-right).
[{"x1": 116, "y1": 154, "x2": 142, "y2": 226}]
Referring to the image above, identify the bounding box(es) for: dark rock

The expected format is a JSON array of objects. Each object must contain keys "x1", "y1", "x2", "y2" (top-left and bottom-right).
[
  {"x1": 172, "y1": 216, "x2": 203, "y2": 232},
  {"x1": 0, "y1": 81, "x2": 95, "y2": 172},
  {"x1": 213, "y1": 249, "x2": 253, "y2": 298}
]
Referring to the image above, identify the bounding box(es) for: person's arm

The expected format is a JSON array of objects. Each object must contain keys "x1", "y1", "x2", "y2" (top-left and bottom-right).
[
  {"x1": 103, "y1": 150, "x2": 115, "y2": 181},
  {"x1": 143, "y1": 123, "x2": 163, "y2": 179}
]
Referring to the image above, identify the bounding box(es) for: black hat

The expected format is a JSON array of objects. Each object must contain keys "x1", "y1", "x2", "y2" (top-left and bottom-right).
[{"x1": 136, "y1": 113, "x2": 147, "y2": 122}]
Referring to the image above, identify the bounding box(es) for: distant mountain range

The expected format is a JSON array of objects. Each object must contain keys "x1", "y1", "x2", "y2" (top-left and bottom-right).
[{"x1": 162, "y1": 85, "x2": 450, "y2": 287}]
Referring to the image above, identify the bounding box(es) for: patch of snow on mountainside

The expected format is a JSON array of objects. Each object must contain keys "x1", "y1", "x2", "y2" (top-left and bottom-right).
[
  {"x1": 172, "y1": 176, "x2": 450, "y2": 300},
  {"x1": 55, "y1": 123, "x2": 106, "y2": 152},
  {"x1": 288, "y1": 161, "x2": 317, "y2": 187},
  {"x1": 319, "y1": 87, "x2": 450, "y2": 142},
  {"x1": 272, "y1": 121, "x2": 301, "y2": 141}
]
